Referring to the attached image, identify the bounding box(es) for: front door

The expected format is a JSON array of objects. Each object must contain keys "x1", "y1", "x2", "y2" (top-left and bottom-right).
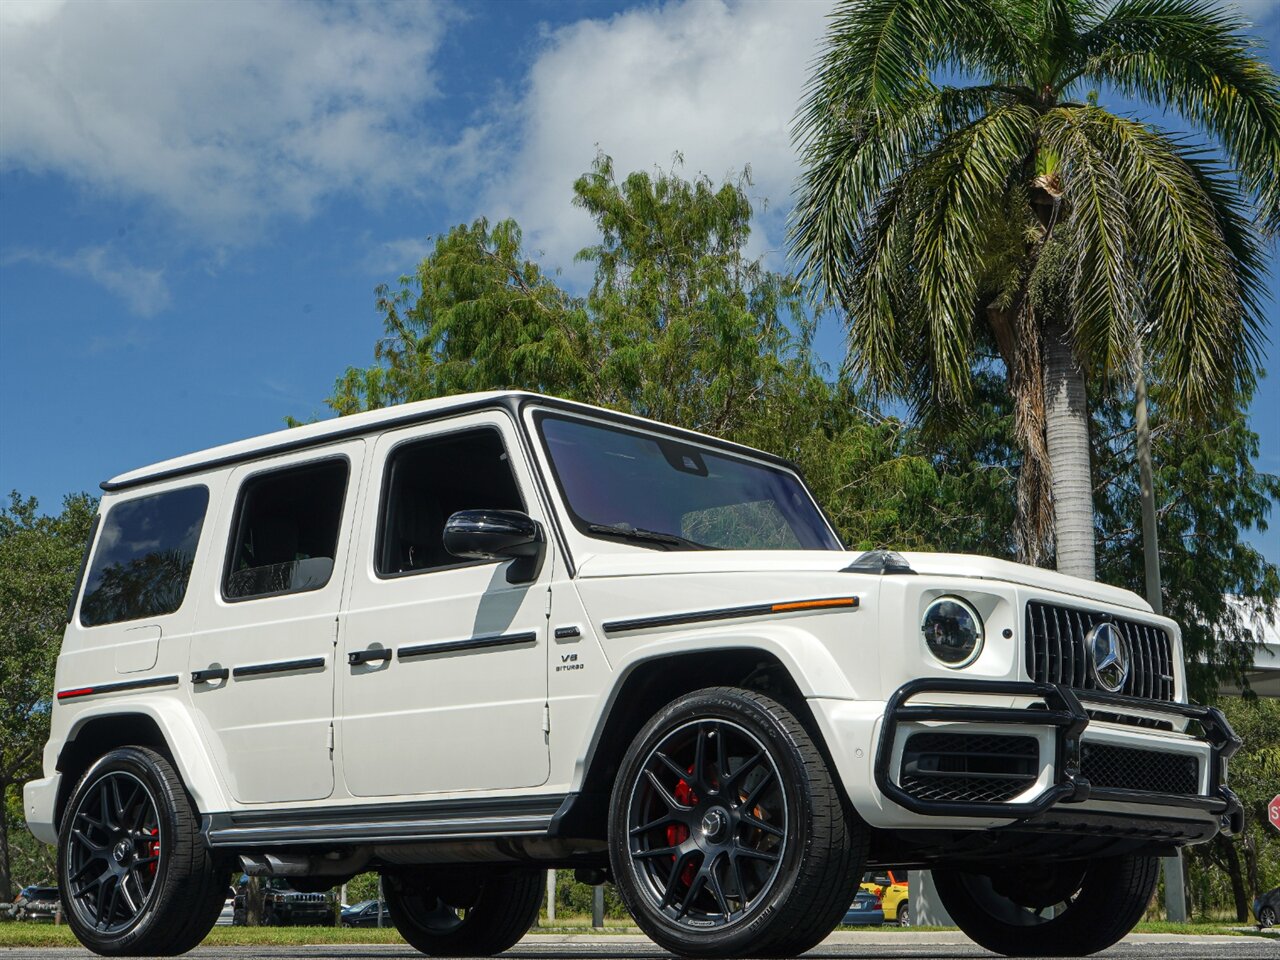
[
  {"x1": 188, "y1": 442, "x2": 363, "y2": 804},
  {"x1": 338, "y1": 413, "x2": 550, "y2": 798}
]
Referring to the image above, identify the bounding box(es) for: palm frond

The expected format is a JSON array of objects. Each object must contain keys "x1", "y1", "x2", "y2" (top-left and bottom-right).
[
  {"x1": 808, "y1": 0, "x2": 1032, "y2": 113},
  {"x1": 1040, "y1": 107, "x2": 1139, "y2": 378},
  {"x1": 1043, "y1": 107, "x2": 1265, "y2": 414},
  {"x1": 791, "y1": 83, "x2": 1017, "y2": 301},
  {"x1": 1078, "y1": 0, "x2": 1280, "y2": 232},
  {"x1": 851, "y1": 103, "x2": 1039, "y2": 406}
]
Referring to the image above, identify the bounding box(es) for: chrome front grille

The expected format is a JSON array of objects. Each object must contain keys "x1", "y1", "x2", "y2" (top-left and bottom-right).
[{"x1": 1025, "y1": 601, "x2": 1174, "y2": 703}]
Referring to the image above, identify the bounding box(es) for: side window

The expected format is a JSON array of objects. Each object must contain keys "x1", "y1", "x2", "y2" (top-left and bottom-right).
[
  {"x1": 377, "y1": 428, "x2": 524, "y2": 577},
  {"x1": 79, "y1": 486, "x2": 209, "y2": 627},
  {"x1": 224, "y1": 458, "x2": 348, "y2": 601}
]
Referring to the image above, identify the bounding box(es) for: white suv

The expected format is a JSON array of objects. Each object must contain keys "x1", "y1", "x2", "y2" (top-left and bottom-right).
[{"x1": 25, "y1": 391, "x2": 1240, "y2": 957}]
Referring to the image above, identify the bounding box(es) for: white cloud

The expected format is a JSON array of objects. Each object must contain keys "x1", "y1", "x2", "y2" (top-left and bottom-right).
[
  {"x1": 480, "y1": 0, "x2": 834, "y2": 276},
  {"x1": 3, "y1": 245, "x2": 170, "y2": 316},
  {"x1": 0, "y1": 0, "x2": 457, "y2": 237}
]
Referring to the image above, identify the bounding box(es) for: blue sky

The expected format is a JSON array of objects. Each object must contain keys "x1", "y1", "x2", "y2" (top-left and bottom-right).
[{"x1": 1, "y1": 0, "x2": 1278, "y2": 567}]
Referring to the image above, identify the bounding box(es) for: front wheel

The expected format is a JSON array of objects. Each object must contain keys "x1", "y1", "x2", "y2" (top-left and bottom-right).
[
  {"x1": 384, "y1": 868, "x2": 543, "y2": 956},
  {"x1": 609, "y1": 687, "x2": 867, "y2": 957},
  {"x1": 934, "y1": 856, "x2": 1158, "y2": 956},
  {"x1": 57, "y1": 746, "x2": 228, "y2": 955},
  {"x1": 1259, "y1": 904, "x2": 1276, "y2": 928}
]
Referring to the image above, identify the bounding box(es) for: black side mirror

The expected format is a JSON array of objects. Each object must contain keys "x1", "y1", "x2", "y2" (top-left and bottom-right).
[{"x1": 443, "y1": 509, "x2": 546, "y2": 584}]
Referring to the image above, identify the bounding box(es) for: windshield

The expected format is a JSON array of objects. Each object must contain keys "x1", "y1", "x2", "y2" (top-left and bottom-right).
[{"x1": 536, "y1": 413, "x2": 841, "y2": 551}]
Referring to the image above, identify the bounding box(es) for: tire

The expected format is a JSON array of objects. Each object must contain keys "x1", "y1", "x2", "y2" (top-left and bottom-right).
[
  {"x1": 609, "y1": 687, "x2": 867, "y2": 958},
  {"x1": 1260, "y1": 905, "x2": 1276, "y2": 928},
  {"x1": 384, "y1": 868, "x2": 543, "y2": 955},
  {"x1": 934, "y1": 856, "x2": 1158, "y2": 957},
  {"x1": 897, "y1": 899, "x2": 909, "y2": 927},
  {"x1": 58, "y1": 746, "x2": 229, "y2": 956}
]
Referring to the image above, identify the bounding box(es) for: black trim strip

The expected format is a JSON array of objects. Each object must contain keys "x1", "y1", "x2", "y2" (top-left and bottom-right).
[
  {"x1": 554, "y1": 625, "x2": 581, "y2": 639},
  {"x1": 202, "y1": 794, "x2": 567, "y2": 847},
  {"x1": 56, "y1": 674, "x2": 180, "y2": 701},
  {"x1": 399, "y1": 631, "x2": 538, "y2": 660},
  {"x1": 602, "y1": 596, "x2": 858, "y2": 635},
  {"x1": 232, "y1": 657, "x2": 326, "y2": 678},
  {"x1": 191, "y1": 667, "x2": 230, "y2": 684}
]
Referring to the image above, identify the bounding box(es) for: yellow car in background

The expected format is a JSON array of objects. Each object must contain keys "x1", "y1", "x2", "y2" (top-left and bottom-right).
[{"x1": 860, "y1": 870, "x2": 909, "y2": 926}]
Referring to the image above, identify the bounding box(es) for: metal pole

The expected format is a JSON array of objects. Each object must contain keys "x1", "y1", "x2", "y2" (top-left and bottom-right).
[
  {"x1": 377, "y1": 875, "x2": 385, "y2": 928},
  {"x1": 592, "y1": 884, "x2": 604, "y2": 929},
  {"x1": 546, "y1": 870, "x2": 556, "y2": 923},
  {"x1": 1135, "y1": 367, "x2": 1187, "y2": 922},
  {"x1": 1135, "y1": 368, "x2": 1162, "y2": 618}
]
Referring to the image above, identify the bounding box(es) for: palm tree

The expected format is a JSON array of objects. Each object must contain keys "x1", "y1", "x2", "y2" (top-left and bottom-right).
[{"x1": 791, "y1": 0, "x2": 1279, "y2": 579}]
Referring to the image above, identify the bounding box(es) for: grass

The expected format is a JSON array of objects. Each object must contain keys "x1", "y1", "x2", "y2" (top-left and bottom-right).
[{"x1": 0, "y1": 918, "x2": 1272, "y2": 948}]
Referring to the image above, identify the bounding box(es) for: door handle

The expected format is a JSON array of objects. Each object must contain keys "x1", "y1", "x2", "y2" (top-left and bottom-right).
[
  {"x1": 191, "y1": 667, "x2": 230, "y2": 684},
  {"x1": 347, "y1": 648, "x2": 392, "y2": 666}
]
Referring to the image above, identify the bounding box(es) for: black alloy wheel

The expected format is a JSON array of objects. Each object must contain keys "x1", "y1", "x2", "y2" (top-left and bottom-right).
[
  {"x1": 610, "y1": 687, "x2": 867, "y2": 958},
  {"x1": 64, "y1": 771, "x2": 162, "y2": 933},
  {"x1": 58, "y1": 746, "x2": 228, "y2": 955},
  {"x1": 383, "y1": 868, "x2": 544, "y2": 956},
  {"x1": 625, "y1": 717, "x2": 788, "y2": 926},
  {"x1": 933, "y1": 856, "x2": 1159, "y2": 956}
]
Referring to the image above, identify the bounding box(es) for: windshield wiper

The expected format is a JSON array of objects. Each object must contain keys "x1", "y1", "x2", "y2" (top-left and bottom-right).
[{"x1": 585, "y1": 523, "x2": 716, "y2": 551}]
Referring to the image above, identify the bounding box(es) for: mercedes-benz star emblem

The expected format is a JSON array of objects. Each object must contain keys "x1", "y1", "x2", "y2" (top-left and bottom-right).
[{"x1": 1086, "y1": 621, "x2": 1130, "y2": 693}]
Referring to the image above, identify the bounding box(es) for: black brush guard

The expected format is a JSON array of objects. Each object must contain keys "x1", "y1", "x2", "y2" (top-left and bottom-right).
[{"x1": 873, "y1": 678, "x2": 1243, "y2": 833}]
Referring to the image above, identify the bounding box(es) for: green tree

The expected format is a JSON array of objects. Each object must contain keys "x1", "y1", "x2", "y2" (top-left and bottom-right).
[
  {"x1": 792, "y1": 0, "x2": 1278, "y2": 580},
  {"x1": 1187, "y1": 697, "x2": 1280, "y2": 920},
  {"x1": 1092, "y1": 381, "x2": 1280, "y2": 700},
  {"x1": 323, "y1": 156, "x2": 975, "y2": 554},
  {"x1": 0, "y1": 491, "x2": 97, "y2": 899}
]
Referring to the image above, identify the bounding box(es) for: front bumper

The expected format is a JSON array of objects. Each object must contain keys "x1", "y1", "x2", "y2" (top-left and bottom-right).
[{"x1": 872, "y1": 678, "x2": 1242, "y2": 834}]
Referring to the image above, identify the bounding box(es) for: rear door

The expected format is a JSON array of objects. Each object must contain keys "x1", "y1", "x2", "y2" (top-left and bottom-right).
[{"x1": 187, "y1": 443, "x2": 364, "y2": 804}]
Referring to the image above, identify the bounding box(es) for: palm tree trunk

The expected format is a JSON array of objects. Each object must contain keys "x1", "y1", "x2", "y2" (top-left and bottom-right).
[{"x1": 1043, "y1": 316, "x2": 1096, "y2": 580}]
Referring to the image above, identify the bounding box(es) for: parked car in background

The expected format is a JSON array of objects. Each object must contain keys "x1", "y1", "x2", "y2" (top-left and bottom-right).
[
  {"x1": 842, "y1": 890, "x2": 884, "y2": 926},
  {"x1": 12, "y1": 886, "x2": 59, "y2": 922},
  {"x1": 341, "y1": 900, "x2": 389, "y2": 927},
  {"x1": 860, "y1": 869, "x2": 909, "y2": 926},
  {"x1": 232, "y1": 879, "x2": 335, "y2": 927},
  {"x1": 1254, "y1": 886, "x2": 1279, "y2": 928}
]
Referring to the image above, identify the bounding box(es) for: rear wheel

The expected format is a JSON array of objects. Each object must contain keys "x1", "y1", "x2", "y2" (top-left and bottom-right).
[
  {"x1": 384, "y1": 868, "x2": 543, "y2": 956},
  {"x1": 897, "y1": 898, "x2": 909, "y2": 927},
  {"x1": 58, "y1": 746, "x2": 228, "y2": 955},
  {"x1": 934, "y1": 856, "x2": 1158, "y2": 956},
  {"x1": 609, "y1": 687, "x2": 866, "y2": 957}
]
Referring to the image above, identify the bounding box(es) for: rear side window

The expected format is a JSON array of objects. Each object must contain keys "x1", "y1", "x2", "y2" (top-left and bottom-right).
[
  {"x1": 79, "y1": 486, "x2": 209, "y2": 627},
  {"x1": 224, "y1": 458, "x2": 348, "y2": 601}
]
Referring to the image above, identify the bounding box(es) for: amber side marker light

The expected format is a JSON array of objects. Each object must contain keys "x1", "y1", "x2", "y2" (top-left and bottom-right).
[{"x1": 771, "y1": 597, "x2": 858, "y2": 613}]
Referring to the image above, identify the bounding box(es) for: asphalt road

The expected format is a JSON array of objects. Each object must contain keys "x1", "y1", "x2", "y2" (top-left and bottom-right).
[{"x1": 2, "y1": 934, "x2": 1276, "y2": 960}]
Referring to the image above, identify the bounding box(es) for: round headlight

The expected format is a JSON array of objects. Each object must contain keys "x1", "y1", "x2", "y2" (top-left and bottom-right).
[{"x1": 921, "y1": 597, "x2": 984, "y2": 667}]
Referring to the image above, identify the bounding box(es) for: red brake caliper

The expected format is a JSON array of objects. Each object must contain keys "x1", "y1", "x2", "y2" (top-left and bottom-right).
[
  {"x1": 666, "y1": 773, "x2": 698, "y2": 887},
  {"x1": 146, "y1": 827, "x2": 159, "y2": 876}
]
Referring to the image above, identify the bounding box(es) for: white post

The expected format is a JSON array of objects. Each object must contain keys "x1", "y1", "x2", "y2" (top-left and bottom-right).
[
  {"x1": 908, "y1": 871, "x2": 954, "y2": 927},
  {"x1": 546, "y1": 870, "x2": 556, "y2": 923}
]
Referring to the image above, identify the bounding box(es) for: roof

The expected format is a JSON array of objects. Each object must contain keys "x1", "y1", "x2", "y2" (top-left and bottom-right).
[{"x1": 101, "y1": 390, "x2": 793, "y2": 492}]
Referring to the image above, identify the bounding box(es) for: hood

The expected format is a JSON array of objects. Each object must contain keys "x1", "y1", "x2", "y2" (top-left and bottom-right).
[{"x1": 575, "y1": 549, "x2": 1151, "y2": 613}]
